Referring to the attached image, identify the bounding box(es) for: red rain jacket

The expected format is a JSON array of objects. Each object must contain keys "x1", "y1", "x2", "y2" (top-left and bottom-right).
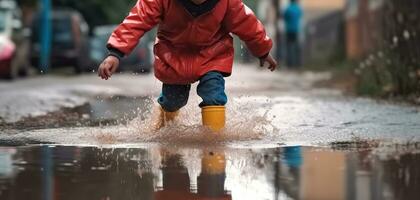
[{"x1": 108, "y1": 0, "x2": 273, "y2": 84}]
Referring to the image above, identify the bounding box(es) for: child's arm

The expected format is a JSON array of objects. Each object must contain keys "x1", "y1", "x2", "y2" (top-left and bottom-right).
[
  {"x1": 99, "y1": 0, "x2": 162, "y2": 80},
  {"x1": 224, "y1": 0, "x2": 277, "y2": 71}
]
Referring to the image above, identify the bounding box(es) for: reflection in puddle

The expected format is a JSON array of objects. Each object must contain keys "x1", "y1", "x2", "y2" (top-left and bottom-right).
[{"x1": 0, "y1": 145, "x2": 418, "y2": 200}]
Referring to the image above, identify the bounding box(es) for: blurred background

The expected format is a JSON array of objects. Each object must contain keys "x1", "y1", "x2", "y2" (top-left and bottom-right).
[
  {"x1": 0, "y1": 1, "x2": 420, "y2": 200},
  {"x1": 0, "y1": 0, "x2": 419, "y2": 101}
]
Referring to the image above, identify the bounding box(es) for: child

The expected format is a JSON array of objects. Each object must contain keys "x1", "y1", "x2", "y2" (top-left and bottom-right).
[{"x1": 98, "y1": 0, "x2": 277, "y2": 131}]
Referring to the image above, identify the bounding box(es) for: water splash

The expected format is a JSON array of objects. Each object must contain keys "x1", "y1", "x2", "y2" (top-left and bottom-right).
[
  {"x1": 2, "y1": 94, "x2": 420, "y2": 147},
  {"x1": 92, "y1": 96, "x2": 279, "y2": 146}
]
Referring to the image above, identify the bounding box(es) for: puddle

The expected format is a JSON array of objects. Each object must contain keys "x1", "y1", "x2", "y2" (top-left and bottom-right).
[
  {"x1": 1, "y1": 95, "x2": 420, "y2": 147},
  {"x1": 1, "y1": 81, "x2": 420, "y2": 200},
  {"x1": 0, "y1": 145, "x2": 419, "y2": 200}
]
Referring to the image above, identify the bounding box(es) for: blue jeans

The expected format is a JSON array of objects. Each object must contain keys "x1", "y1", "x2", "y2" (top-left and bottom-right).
[
  {"x1": 158, "y1": 71, "x2": 228, "y2": 112},
  {"x1": 286, "y1": 32, "x2": 301, "y2": 68}
]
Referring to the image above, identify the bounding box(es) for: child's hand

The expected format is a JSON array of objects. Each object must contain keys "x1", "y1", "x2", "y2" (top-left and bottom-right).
[
  {"x1": 259, "y1": 53, "x2": 278, "y2": 72},
  {"x1": 98, "y1": 56, "x2": 119, "y2": 80}
]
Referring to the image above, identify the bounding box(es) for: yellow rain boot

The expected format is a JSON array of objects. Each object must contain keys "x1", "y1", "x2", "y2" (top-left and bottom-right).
[
  {"x1": 202, "y1": 106, "x2": 225, "y2": 132},
  {"x1": 152, "y1": 106, "x2": 179, "y2": 131}
]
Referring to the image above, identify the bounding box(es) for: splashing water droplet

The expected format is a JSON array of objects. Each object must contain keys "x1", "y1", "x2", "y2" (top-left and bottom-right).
[
  {"x1": 86, "y1": 96, "x2": 279, "y2": 146},
  {"x1": 393, "y1": 36, "x2": 399, "y2": 44},
  {"x1": 397, "y1": 13, "x2": 404, "y2": 23},
  {"x1": 409, "y1": 72, "x2": 416, "y2": 79},
  {"x1": 403, "y1": 30, "x2": 410, "y2": 40}
]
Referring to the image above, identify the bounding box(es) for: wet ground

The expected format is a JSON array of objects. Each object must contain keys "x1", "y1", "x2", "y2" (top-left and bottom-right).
[{"x1": 0, "y1": 64, "x2": 419, "y2": 200}]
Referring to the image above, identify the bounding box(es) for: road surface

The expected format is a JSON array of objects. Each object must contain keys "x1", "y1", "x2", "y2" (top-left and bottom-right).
[{"x1": 0, "y1": 63, "x2": 419, "y2": 200}]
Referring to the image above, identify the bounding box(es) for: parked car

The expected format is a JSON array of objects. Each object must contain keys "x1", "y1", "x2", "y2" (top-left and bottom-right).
[
  {"x1": 0, "y1": 1, "x2": 30, "y2": 79},
  {"x1": 30, "y1": 9, "x2": 90, "y2": 73},
  {"x1": 90, "y1": 25, "x2": 153, "y2": 73}
]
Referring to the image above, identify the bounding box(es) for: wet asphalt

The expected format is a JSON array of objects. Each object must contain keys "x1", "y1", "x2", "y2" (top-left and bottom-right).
[{"x1": 0, "y1": 64, "x2": 419, "y2": 200}]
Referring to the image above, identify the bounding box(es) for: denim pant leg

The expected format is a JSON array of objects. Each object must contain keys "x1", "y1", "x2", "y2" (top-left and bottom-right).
[
  {"x1": 197, "y1": 71, "x2": 228, "y2": 107},
  {"x1": 286, "y1": 32, "x2": 300, "y2": 68},
  {"x1": 158, "y1": 84, "x2": 191, "y2": 112}
]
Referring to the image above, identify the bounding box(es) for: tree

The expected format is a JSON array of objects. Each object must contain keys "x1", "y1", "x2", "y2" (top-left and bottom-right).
[{"x1": 17, "y1": 0, "x2": 136, "y2": 28}]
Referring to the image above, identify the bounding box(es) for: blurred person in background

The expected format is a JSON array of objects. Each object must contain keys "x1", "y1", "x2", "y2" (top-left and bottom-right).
[{"x1": 284, "y1": 0, "x2": 302, "y2": 68}]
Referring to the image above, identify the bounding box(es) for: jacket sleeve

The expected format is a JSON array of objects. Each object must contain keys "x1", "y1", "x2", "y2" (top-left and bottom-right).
[
  {"x1": 223, "y1": 0, "x2": 273, "y2": 58},
  {"x1": 107, "y1": 0, "x2": 162, "y2": 57}
]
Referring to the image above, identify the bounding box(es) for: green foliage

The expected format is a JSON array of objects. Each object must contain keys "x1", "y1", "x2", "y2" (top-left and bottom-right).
[
  {"x1": 355, "y1": 0, "x2": 420, "y2": 98},
  {"x1": 356, "y1": 59, "x2": 391, "y2": 96},
  {"x1": 17, "y1": 0, "x2": 37, "y2": 7},
  {"x1": 54, "y1": 0, "x2": 136, "y2": 27},
  {"x1": 242, "y1": 0, "x2": 257, "y2": 10},
  {"x1": 16, "y1": 0, "x2": 262, "y2": 31},
  {"x1": 18, "y1": 0, "x2": 136, "y2": 28}
]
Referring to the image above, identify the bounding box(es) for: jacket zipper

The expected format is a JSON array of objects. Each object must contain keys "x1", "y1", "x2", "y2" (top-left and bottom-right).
[
  {"x1": 186, "y1": 20, "x2": 195, "y2": 79},
  {"x1": 188, "y1": 22, "x2": 196, "y2": 81},
  {"x1": 183, "y1": 2, "x2": 219, "y2": 81}
]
